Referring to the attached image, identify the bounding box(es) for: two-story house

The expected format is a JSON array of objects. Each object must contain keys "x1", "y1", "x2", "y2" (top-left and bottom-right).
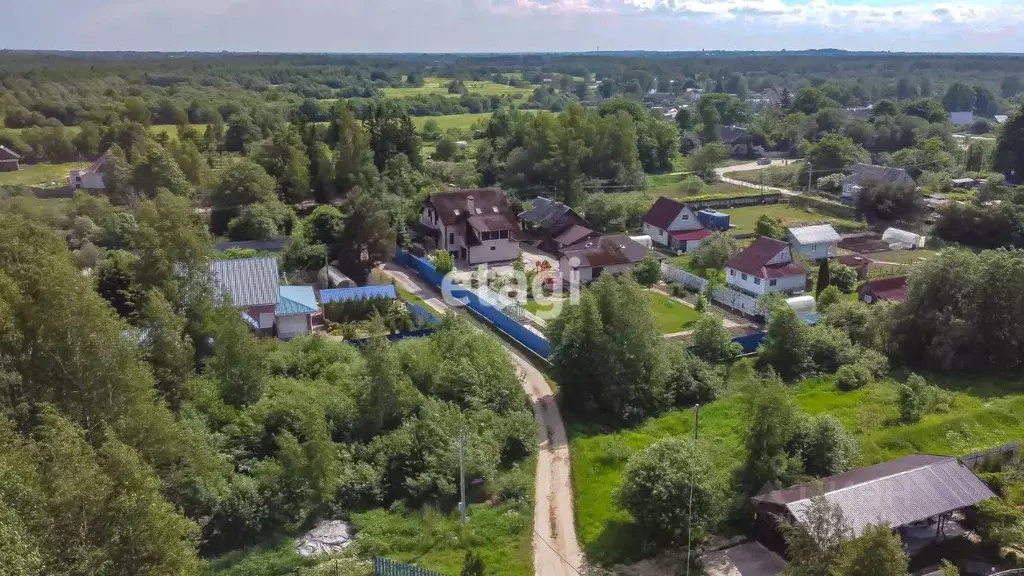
[
  {"x1": 725, "y1": 237, "x2": 807, "y2": 296},
  {"x1": 642, "y1": 197, "x2": 710, "y2": 252},
  {"x1": 786, "y1": 224, "x2": 841, "y2": 261},
  {"x1": 420, "y1": 189, "x2": 520, "y2": 266}
]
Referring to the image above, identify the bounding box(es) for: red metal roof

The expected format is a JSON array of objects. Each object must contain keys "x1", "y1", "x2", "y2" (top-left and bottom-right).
[
  {"x1": 726, "y1": 236, "x2": 806, "y2": 279},
  {"x1": 670, "y1": 229, "x2": 712, "y2": 242},
  {"x1": 858, "y1": 276, "x2": 908, "y2": 303},
  {"x1": 643, "y1": 196, "x2": 688, "y2": 230}
]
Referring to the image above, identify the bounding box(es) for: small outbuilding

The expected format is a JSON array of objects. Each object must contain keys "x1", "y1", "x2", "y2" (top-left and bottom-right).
[
  {"x1": 858, "y1": 276, "x2": 909, "y2": 304},
  {"x1": 786, "y1": 224, "x2": 841, "y2": 260},
  {"x1": 276, "y1": 285, "x2": 319, "y2": 339}
]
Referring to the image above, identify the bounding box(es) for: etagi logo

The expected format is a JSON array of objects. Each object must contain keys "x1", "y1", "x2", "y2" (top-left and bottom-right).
[{"x1": 438, "y1": 258, "x2": 584, "y2": 320}]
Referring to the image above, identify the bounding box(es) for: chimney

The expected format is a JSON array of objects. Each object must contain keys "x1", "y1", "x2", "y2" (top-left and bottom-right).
[{"x1": 466, "y1": 194, "x2": 475, "y2": 214}]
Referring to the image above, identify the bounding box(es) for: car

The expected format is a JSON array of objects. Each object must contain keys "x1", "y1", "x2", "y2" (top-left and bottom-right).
[{"x1": 757, "y1": 157, "x2": 772, "y2": 165}]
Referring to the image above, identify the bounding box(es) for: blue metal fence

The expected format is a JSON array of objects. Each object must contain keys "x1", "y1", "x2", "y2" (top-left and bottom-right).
[
  {"x1": 732, "y1": 331, "x2": 768, "y2": 355},
  {"x1": 395, "y1": 248, "x2": 552, "y2": 359},
  {"x1": 375, "y1": 557, "x2": 447, "y2": 576}
]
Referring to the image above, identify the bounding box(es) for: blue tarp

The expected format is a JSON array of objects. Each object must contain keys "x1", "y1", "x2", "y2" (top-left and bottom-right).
[{"x1": 320, "y1": 285, "x2": 398, "y2": 303}]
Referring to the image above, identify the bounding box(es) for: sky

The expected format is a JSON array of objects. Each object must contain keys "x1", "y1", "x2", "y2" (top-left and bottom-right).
[{"x1": 2, "y1": 0, "x2": 1023, "y2": 53}]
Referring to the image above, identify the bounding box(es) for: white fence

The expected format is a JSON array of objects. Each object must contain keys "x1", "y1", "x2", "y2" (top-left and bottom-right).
[
  {"x1": 661, "y1": 263, "x2": 708, "y2": 291},
  {"x1": 662, "y1": 263, "x2": 764, "y2": 316}
]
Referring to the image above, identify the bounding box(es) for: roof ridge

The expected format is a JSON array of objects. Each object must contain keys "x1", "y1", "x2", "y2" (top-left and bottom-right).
[{"x1": 786, "y1": 456, "x2": 955, "y2": 504}]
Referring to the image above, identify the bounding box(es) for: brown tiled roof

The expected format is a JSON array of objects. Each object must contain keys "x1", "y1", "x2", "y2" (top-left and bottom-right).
[
  {"x1": 858, "y1": 276, "x2": 908, "y2": 303},
  {"x1": 467, "y1": 213, "x2": 516, "y2": 233},
  {"x1": 726, "y1": 237, "x2": 806, "y2": 279},
  {"x1": 426, "y1": 189, "x2": 515, "y2": 227},
  {"x1": 643, "y1": 196, "x2": 688, "y2": 230},
  {"x1": 836, "y1": 254, "x2": 870, "y2": 269},
  {"x1": 561, "y1": 234, "x2": 648, "y2": 267},
  {"x1": 553, "y1": 224, "x2": 597, "y2": 247}
]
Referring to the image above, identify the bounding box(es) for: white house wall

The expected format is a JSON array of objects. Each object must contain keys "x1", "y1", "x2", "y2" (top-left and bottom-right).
[
  {"x1": 559, "y1": 259, "x2": 635, "y2": 284},
  {"x1": 766, "y1": 246, "x2": 792, "y2": 266},
  {"x1": 726, "y1": 267, "x2": 805, "y2": 295},
  {"x1": 792, "y1": 241, "x2": 834, "y2": 259},
  {"x1": 666, "y1": 208, "x2": 702, "y2": 232},
  {"x1": 643, "y1": 223, "x2": 671, "y2": 246},
  {"x1": 469, "y1": 237, "x2": 519, "y2": 264}
]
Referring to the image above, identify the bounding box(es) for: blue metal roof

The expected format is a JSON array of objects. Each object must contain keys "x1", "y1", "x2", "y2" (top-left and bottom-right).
[
  {"x1": 319, "y1": 284, "x2": 398, "y2": 303},
  {"x1": 799, "y1": 312, "x2": 822, "y2": 326},
  {"x1": 277, "y1": 285, "x2": 319, "y2": 316}
]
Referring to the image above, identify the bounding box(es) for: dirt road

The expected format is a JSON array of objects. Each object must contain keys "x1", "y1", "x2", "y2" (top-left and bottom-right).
[{"x1": 378, "y1": 263, "x2": 584, "y2": 576}]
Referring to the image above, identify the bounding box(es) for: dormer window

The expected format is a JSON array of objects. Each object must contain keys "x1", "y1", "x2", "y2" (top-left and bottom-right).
[
  {"x1": 475, "y1": 208, "x2": 482, "y2": 214},
  {"x1": 453, "y1": 209, "x2": 460, "y2": 216},
  {"x1": 492, "y1": 206, "x2": 499, "y2": 213}
]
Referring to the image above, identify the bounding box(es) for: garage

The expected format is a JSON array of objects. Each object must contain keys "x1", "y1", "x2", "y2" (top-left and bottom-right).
[{"x1": 275, "y1": 285, "x2": 319, "y2": 340}]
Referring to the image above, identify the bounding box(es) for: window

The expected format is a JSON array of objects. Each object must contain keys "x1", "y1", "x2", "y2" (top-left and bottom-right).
[
  {"x1": 480, "y1": 231, "x2": 490, "y2": 241},
  {"x1": 499, "y1": 230, "x2": 508, "y2": 239},
  {"x1": 681, "y1": 214, "x2": 689, "y2": 220},
  {"x1": 769, "y1": 279, "x2": 777, "y2": 287},
  {"x1": 490, "y1": 246, "x2": 496, "y2": 251},
  {"x1": 754, "y1": 278, "x2": 761, "y2": 285},
  {"x1": 729, "y1": 269, "x2": 734, "y2": 276},
  {"x1": 741, "y1": 273, "x2": 748, "y2": 281},
  {"x1": 449, "y1": 232, "x2": 455, "y2": 246}
]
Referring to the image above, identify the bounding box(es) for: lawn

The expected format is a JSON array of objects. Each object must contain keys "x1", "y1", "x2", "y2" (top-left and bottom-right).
[
  {"x1": 413, "y1": 113, "x2": 493, "y2": 133},
  {"x1": 725, "y1": 203, "x2": 830, "y2": 234},
  {"x1": 649, "y1": 175, "x2": 768, "y2": 200},
  {"x1": 569, "y1": 365, "x2": 1024, "y2": 566},
  {"x1": 867, "y1": 249, "x2": 939, "y2": 265},
  {"x1": 727, "y1": 164, "x2": 802, "y2": 190},
  {"x1": 648, "y1": 290, "x2": 701, "y2": 334},
  {"x1": 382, "y1": 77, "x2": 535, "y2": 98},
  {"x1": 0, "y1": 161, "x2": 88, "y2": 187},
  {"x1": 2, "y1": 124, "x2": 206, "y2": 141}
]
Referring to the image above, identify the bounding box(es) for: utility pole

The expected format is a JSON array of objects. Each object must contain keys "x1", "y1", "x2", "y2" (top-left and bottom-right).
[
  {"x1": 459, "y1": 430, "x2": 467, "y2": 524},
  {"x1": 685, "y1": 404, "x2": 701, "y2": 576},
  {"x1": 806, "y1": 162, "x2": 814, "y2": 194}
]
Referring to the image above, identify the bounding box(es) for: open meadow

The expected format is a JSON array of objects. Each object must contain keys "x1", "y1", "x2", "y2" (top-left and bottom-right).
[
  {"x1": 381, "y1": 77, "x2": 536, "y2": 98},
  {"x1": 0, "y1": 161, "x2": 89, "y2": 187}
]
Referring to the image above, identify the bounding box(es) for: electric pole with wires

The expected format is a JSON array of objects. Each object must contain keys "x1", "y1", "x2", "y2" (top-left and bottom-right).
[{"x1": 685, "y1": 404, "x2": 701, "y2": 576}]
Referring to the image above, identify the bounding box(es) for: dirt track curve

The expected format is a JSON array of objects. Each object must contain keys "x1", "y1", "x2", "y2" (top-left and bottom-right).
[{"x1": 379, "y1": 263, "x2": 584, "y2": 576}]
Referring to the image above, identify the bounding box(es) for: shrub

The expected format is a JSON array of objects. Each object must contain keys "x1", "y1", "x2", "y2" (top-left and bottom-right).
[
  {"x1": 679, "y1": 175, "x2": 705, "y2": 195},
  {"x1": 856, "y1": 349, "x2": 889, "y2": 380},
  {"x1": 806, "y1": 325, "x2": 857, "y2": 374},
  {"x1": 665, "y1": 348, "x2": 724, "y2": 406},
  {"x1": 828, "y1": 262, "x2": 858, "y2": 293},
  {"x1": 816, "y1": 285, "x2": 843, "y2": 312},
  {"x1": 835, "y1": 364, "x2": 871, "y2": 391},
  {"x1": 615, "y1": 437, "x2": 723, "y2": 546},
  {"x1": 690, "y1": 232, "x2": 739, "y2": 271},
  {"x1": 816, "y1": 173, "x2": 845, "y2": 194},
  {"x1": 976, "y1": 498, "x2": 1024, "y2": 551},
  {"x1": 898, "y1": 373, "x2": 929, "y2": 423},
  {"x1": 634, "y1": 255, "x2": 662, "y2": 287},
  {"x1": 433, "y1": 250, "x2": 454, "y2": 275},
  {"x1": 799, "y1": 414, "x2": 858, "y2": 476}
]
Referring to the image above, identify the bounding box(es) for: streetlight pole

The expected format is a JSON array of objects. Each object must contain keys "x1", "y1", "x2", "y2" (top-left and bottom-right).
[{"x1": 685, "y1": 404, "x2": 701, "y2": 576}]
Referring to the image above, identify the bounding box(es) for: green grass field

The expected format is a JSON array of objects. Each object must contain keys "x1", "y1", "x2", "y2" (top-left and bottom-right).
[
  {"x1": 728, "y1": 164, "x2": 802, "y2": 190},
  {"x1": 649, "y1": 175, "x2": 767, "y2": 200},
  {"x1": 569, "y1": 365, "x2": 1024, "y2": 566},
  {"x1": 0, "y1": 161, "x2": 88, "y2": 187},
  {"x1": 2, "y1": 124, "x2": 208, "y2": 141},
  {"x1": 867, "y1": 249, "x2": 940, "y2": 264},
  {"x1": 413, "y1": 113, "x2": 493, "y2": 133},
  {"x1": 648, "y1": 291, "x2": 701, "y2": 334},
  {"x1": 724, "y1": 203, "x2": 831, "y2": 234},
  {"x1": 382, "y1": 77, "x2": 535, "y2": 98}
]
